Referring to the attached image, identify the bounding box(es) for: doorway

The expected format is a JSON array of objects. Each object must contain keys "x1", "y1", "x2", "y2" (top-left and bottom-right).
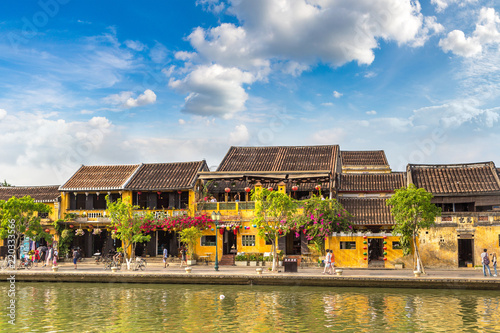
[
  {"x1": 223, "y1": 229, "x2": 237, "y2": 255},
  {"x1": 368, "y1": 238, "x2": 384, "y2": 267},
  {"x1": 458, "y1": 238, "x2": 474, "y2": 267},
  {"x1": 285, "y1": 233, "x2": 302, "y2": 255}
]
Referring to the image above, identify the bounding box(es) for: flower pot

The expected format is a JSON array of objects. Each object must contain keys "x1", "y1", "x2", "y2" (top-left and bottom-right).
[
  {"x1": 249, "y1": 261, "x2": 258, "y2": 266},
  {"x1": 278, "y1": 261, "x2": 283, "y2": 267},
  {"x1": 235, "y1": 261, "x2": 248, "y2": 267},
  {"x1": 335, "y1": 269, "x2": 343, "y2": 276},
  {"x1": 414, "y1": 271, "x2": 421, "y2": 277},
  {"x1": 395, "y1": 263, "x2": 404, "y2": 269},
  {"x1": 185, "y1": 267, "x2": 192, "y2": 273},
  {"x1": 52, "y1": 266, "x2": 59, "y2": 272},
  {"x1": 111, "y1": 267, "x2": 118, "y2": 273},
  {"x1": 187, "y1": 260, "x2": 197, "y2": 266},
  {"x1": 256, "y1": 268, "x2": 263, "y2": 275}
]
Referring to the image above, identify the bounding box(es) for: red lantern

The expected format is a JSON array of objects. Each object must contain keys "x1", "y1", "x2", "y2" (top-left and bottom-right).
[
  {"x1": 219, "y1": 228, "x2": 225, "y2": 235},
  {"x1": 267, "y1": 187, "x2": 273, "y2": 191},
  {"x1": 383, "y1": 258, "x2": 387, "y2": 261},
  {"x1": 383, "y1": 235, "x2": 388, "y2": 239},
  {"x1": 315, "y1": 185, "x2": 321, "y2": 191},
  {"x1": 363, "y1": 246, "x2": 367, "y2": 250},
  {"x1": 363, "y1": 235, "x2": 367, "y2": 239},
  {"x1": 363, "y1": 257, "x2": 367, "y2": 260},
  {"x1": 225, "y1": 187, "x2": 231, "y2": 193},
  {"x1": 69, "y1": 225, "x2": 74, "y2": 228},
  {"x1": 45, "y1": 228, "x2": 50, "y2": 233},
  {"x1": 88, "y1": 225, "x2": 93, "y2": 229},
  {"x1": 233, "y1": 229, "x2": 238, "y2": 235},
  {"x1": 245, "y1": 187, "x2": 251, "y2": 193},
  {"x1": 178, "y1": 190, "x2": 182, "y2": 194},
  {"x1": 292, "y1": 185, "x2": 298, "y2": 191},
  {"x1": 137, "y1": 191, "x2": 142, "y2": 196},
  {"x1": 383, "y1": 247, "x2": 387, "y2": 250},
  {"x1": 157, "y1": 191, "x2": 161, "y2": 196}
]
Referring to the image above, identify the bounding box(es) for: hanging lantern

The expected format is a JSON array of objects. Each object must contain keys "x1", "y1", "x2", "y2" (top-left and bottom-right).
[
  {"x1": 383, "y1": 247, "x2": 387, "y2": 250},
  {"x1": 292, "y1": 185, "x2": 298, "y2": 191},
  {"x1": 178, "y1": 190, "x2": 182, "y2": 194},
  {"x1": 219, "y1": 228, "x2": 225, "y2": 235},
  {"x1": 157, "y1": 191, "x2": 161, "y2": 196},
  {"x1": 137, "y1": 191, "x2": 142, "y2": 196},
  {"x1": 69, "y1": 224, "x2": 74, "y2": 229},
  {"x1": 363, "y1": 241, "x2": 367, "y2": 244},
  {"x1": 383, "y1": 258, "x2": 388, "y2": 261},
  {"x1": 363, "y1": 235, "x2": 367, "y2": 239},
  {"x1": 267, "y1": 187, "x2": 273, "y2": 191},
  {"x1": 363, "y1": 246, "x2": 367, "y2": 250},
  {"x1": 45, "y1": 228, "x2": 50, "y2": 233},
  {"x1": 363, "y1": 252, "x2": 367, "y2": 255},
  {"x1": 245, "y1": 187, "x2": 251, "y2": 193},
  {"x1": 225, "y1": 187, "x2": 231, "y2": 193},
  {"x1": 363, "y1": 257, "x2": 367, "y2": 260},
  {"x1": 233, "y1": 229, "x2": 238, "y2": 235},
  {"x1": 383, "y1": 252, "x2": 387, "y2": 255},
  {"x1": 315, "y1": 185, "x2": 321, "y2": 191},
  {"x1": 383, "y1": 241, "x2": 387, "y2": 244},
  {"x1": 383, "y1": 235, "x2": 388, "y2": 239}
]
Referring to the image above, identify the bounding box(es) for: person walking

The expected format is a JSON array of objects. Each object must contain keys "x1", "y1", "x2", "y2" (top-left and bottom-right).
[
  {"x1": 52, "y1": 248, "x2": 58, "y2": 267},
  {"x1": 180, "y1": 246, "x2": 187, "y2": 267},
  {"x1": 481, "y1": 248, "x2": 493, "y2": 277},
  {"x1": 330, "y1": 250, "x2": 335, "y2": 275},
  {"x1": 323, "y1": 250, "x2": 331, "y2": 274},
  {"x1": 163, "y1": 245, "x2": 169, "y2": 268},
  {"x1": 46, "y1": 246, "x2": 53, "y2": 267},
  {"x1": 492, "y1": 252, "x2": 497, "y2": 277},
  {"x1": 73, "y1": 248, "x2": 79, "y2": 269}
]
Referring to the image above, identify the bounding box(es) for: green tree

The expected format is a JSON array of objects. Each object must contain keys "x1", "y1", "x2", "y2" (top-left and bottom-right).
[
  {"x1": 1, "y1": 179, "x2": 12, "y2": 187},
  {"x1": 252, "y1": 188, "x2": 298, "y2": 272},
  {"x1": 0, "y1": 196, "x2": 51, "y2": 267},
  {"x1": 386, "y1": 184, "x2": 441, "y2": 274},
  {"x1": 105, "y1": 195, "x2": 152, "y2": 270},
  {"x1": 293, "y1": 194, "x2": 352, "y2": 254},
  {"x1": 178, "y1": 226, "x2": 202, "y2": 260}
]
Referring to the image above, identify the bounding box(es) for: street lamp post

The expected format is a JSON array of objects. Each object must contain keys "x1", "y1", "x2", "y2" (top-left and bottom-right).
[{"x1": 211, "y1": 211, "x2": 221, "y2": 271}]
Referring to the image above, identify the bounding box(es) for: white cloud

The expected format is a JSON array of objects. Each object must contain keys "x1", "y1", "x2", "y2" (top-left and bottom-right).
[
  {"x1": 229, "y1": 124, "x2": 250, "y2": 145},
  {"x1": 196, "y1": 0, "x2": 225, "y2": 14},
  {"x1": 125, "y1": 40, "x2": 146, "y2": 51},
  {"x1": 103, "y1": 90, "x2": 157, "y2": 109},
  {"x1": 333, "y1": 91, "x2": 343, "y2": 98},
  {"x1": 431, "y1": 0, "x2": 478, "y2": 13},
  {"x1": 439, "y1": 7, "x2": 500, "y2": 57},
  {"x1": 169, "y1": 64, "x2": 255, "y2": 118},
  {"x1": 150, "y1": 43, "x2": 168, "y2": 63},
  {"x1": 366, "y1": 110, "x2": 377, "y2": 115},
  {"x1": 178, "y1": 119, "x2": 186, "y2": 125},
  {"x1": 321, "y1": 102, "x2": 333, "y2": 106},
  {"x1": 0, "y1": 109, "x2": 7, "y2": 120}
]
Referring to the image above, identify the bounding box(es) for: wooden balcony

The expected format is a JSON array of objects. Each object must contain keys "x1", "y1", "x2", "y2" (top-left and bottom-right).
[{"x1": 195, "y1": 201, "x2": 256, "y2": 212}]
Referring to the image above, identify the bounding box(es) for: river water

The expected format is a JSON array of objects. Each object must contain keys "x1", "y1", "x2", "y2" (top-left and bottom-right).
[{"x1": 0, "y1": 282, "x2": 499, "y2": 332}]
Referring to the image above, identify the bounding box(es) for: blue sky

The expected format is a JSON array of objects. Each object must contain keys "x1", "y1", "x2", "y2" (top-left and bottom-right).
[{"x1": 0, "y1": 0, "x2": 499, "y2": 185}]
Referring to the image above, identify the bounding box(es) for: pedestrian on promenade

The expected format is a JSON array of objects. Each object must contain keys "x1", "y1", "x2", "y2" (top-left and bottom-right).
[
  {"x1": 330, "y1": 250, "x2": 335, "y2": 274},
  {"x1": 73, "y1": 248, "x2": 79, "y2": 269},
  {"x1": 53, "y1": 248, "x2": 58, "y2": 266},
  {"x1": 46, "y1": 246, "x2": 53, "y2": 267},
  {"x1": 481, "y1": 249, "x2": 493, "y2": 277},
  {"x1": 163, "y1": 245, "x2": 169, "y2": 268},
  {"x1": 323, "y1": 250, "x2": 331, "y2": 274},
  {"x1": 34, "y1": 249, "x2": 40, "y2": 267},
  {"x1": 492, "y1": 252, "x2": 497, "y2": 277},
  {"x1": 39, "y1": 246, "x2": 47, "y2": 265},
  {"x1": 180, "y1": 246, "x2": 187, "y2": 267}
]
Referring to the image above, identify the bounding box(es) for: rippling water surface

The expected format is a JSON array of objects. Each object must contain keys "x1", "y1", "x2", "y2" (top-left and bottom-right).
[{"x1": 1, "y1": 282, "x2": 499, "y2": 332}]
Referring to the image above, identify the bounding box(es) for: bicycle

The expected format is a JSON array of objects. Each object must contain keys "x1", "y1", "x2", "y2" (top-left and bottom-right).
[
  {"x1": 18, "y1": 258, "x2": 33, "y2": 270},
  {"x1": 133, "y1": 257, "x2": 147, "y2": 271}
]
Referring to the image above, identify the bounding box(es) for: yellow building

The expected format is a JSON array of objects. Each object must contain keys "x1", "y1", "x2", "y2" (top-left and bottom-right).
[
  {"x1": 58, "y1": 161, "x2": 208, "y2": 258},
  {"x1": 0, "y1": 185, "x2": 61, "y2": 252}
]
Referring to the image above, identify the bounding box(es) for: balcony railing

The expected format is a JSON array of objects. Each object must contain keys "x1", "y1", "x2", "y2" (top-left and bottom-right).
[{"x1": 196, "y1": 201, "x2": 256, "y2": 212}]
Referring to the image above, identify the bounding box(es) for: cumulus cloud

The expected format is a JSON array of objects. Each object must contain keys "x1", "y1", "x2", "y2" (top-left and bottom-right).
[
  {"x1": 0, "y1": 109, "x2": 7, "y2": 120},
  {"x1": 196, "y1": 0, "x2": 225, "y2": 14},
  {"x1": 431, "y1": 0, "x2": 478, "y2": 13},
  {"x1": 169, "y1": 64, "x2": 255, "y2": 118},
  {"x1": 439, "y1": 7, "x2": 500, "y2": 57},
  {"x1": 103, "y1": 89, "x2": 157, "y2": 109},
  {"x1": 229, "y1": 124, "x2": 250, "y2": 145},
  {"x1": 333, "y1": 91, "x2": 343, "y2": 98},
  {"x1": 366, "y1": 110, "x2": 377, "y2": 115}
]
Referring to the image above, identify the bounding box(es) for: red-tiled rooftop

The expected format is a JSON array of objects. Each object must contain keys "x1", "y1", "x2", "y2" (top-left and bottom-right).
[
  {"x1": 126, "y1": 161, "x2": 208, "y2": 190},
  {"x1": 0, "y1": 185, "x2": 60, "y2": 203},
  {"x1": 408, "y1": 162, "x2": 500, "y2": 195},
  {"x1": 217, "y1": 146, "x2": 340, "y2": 172},
  {"x1": 339, "y1": 198, "x2": 394, "y2": 225},
  {"x1": 60, "y1": 165, "x2": 141, "y2": 191},
  {"x1": 341, "y1": 150, "x2": 388, "y2": 166},
  {"x1": 338, "y1": 173, "x2": 406, "y2": 192}
]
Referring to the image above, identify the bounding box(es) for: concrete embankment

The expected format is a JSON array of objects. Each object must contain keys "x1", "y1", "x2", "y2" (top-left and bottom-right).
[{"x1": 1, "y1": 266, "x2": 499, "y2": 290}]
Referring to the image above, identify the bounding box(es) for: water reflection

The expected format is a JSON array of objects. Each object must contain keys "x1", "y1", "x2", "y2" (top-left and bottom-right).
[{"x1": 0, "y1": 283, "x2": 499, "y2": 332}]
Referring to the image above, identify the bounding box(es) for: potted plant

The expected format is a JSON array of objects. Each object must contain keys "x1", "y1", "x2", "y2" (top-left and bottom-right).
[
  {"x1": 277, "y1": 251, "x2": 284, "y2": 267},
  {"x1": 235, "y1": 254, "x2": 248, "y2": 266},
  {"x1": 393, "y1": 260, "x2": 404, "y2": 269},
  {"x1": 257, "y1": 253, "x2": 264, "y2": 266}
]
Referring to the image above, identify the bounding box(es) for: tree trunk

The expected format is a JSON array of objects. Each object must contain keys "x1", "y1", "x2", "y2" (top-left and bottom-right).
[
  {"x1": 412, "y1": 231, "x2": 425, "y2": 274},
  {"x1": 272, "y1": 239, "x2": 277, "y2": 272}
]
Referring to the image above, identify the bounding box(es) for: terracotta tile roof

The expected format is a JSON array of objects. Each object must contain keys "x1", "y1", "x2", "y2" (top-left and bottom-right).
[
  {"x1": 60, "y1": 165, "x2": 141, "y2": 191},
  {"x1": 207, "y1": 180, "x2": 331, "y2": 193},
  {"x1": 217, "y1": 145, "x2": 339, "y2": 172},
  {"x1": 339, "y1": 198, "x2": 394, "y2": 225},
  {"x1": 0, "y1": 185, "x2": 60, "y2": 203},
  {"x1": 338, "y1": 173, "x2": 406, "y2": 192},
  {"x1": 408, "y1": 162, "x2": 500, "y2": 195},
  {"x1": 341, "y1": 150, "x2": 388, "y2": 166},
  {"x1": 126, "y1": 161, "x2": 208, "y2": 190}
]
